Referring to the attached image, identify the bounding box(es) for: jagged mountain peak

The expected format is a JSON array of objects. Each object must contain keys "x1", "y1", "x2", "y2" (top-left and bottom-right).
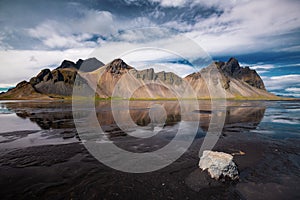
[
  {"x1": 106, "y1": 58, "x2": 133, "y2": 74},
  {"x1": 57, "y1": 57, "x2": 104, "y2": 72},
  {"x1": 57, "y1": 60, "x2": 76, "y2": 70},
  {"x1": 221, "y1": 57, "x2": 241, "y2": 75},
  {"x1": 185, "y1": 58, "x2": 266, "y2": 91},
  {"x1": 221, "y1": 58, "x2": 265, "y2": 90},
  {"x1": 227, "y1": 57, "x2": 240, "y2": 66}
]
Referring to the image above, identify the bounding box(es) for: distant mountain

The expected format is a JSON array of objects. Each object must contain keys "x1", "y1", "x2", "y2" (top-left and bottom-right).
[
  {"x1": 0, "y1": 58, "x2": 103, "y2": 99},
  {"x1": 0, "y1": 57, "x2": 281, "y2": 100},
  {"x1": 185, "y1": 58, "x2": 275, "y2": 99}
]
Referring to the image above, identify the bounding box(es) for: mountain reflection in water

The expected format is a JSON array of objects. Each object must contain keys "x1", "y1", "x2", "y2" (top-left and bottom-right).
[{"x1": 2, "y1": 100, "x2": 266, "y2": 138}]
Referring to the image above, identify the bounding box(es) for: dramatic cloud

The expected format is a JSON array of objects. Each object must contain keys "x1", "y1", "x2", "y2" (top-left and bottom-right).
[
  {"x1": 28, "y1": 24, "x2": 97, "y2": 49},
  {"x1": 1, "y1": 0, "x2": 300, "y2": 55},
  {"x1": 150, "y1": 0, "x2": 188, "y2": 7},
  {"x1": 0, "y1": 48, "x2": 93, "y2": 85},
  {"x1": 26, "y1": 9, "x2": 116, "y2": 49},
  {"x1": 249, "y1": 65, "x2": 276, "y2": 71},
  {"x1": 286, "y1": 88, "x2": 300, "y2": 93},
  {"x1": 89, "y1": 30, "x2": 212, "y2": 71},
  {"x1": 263, "y1": 75, "x2": 300, "y2": 91},
  {"x1": 247, "y1": 64, "x2": 276, "y2": 74},
  {"x1": 182, "y1": 0, "x2": 300, "y2": 55},
  {"x1": 0, "y1": 0, "x2": 300, "y2": 95}
]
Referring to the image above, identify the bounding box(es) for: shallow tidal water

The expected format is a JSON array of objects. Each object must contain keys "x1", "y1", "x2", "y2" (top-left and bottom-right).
[{"x1": 0, "y1": 100, "x2": 299, "y2": 200}]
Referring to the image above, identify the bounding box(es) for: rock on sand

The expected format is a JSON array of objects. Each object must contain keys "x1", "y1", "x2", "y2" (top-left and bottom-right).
[{"x1": 199, "y1": 150, "x2": 239, "y2": 180}]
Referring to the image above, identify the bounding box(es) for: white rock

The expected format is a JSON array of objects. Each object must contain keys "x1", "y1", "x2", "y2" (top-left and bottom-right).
[{"x1": 199, "y1": 150, "x2": 239, "y2": 180}]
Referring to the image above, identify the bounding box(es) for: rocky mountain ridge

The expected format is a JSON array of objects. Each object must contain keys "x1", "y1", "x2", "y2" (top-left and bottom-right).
[
  {"x1": 0, "y1": 57, "x2": 279, "y2": 100},
  {"x1": 218, "y1": 58, "x2": 265, "y2": 90},
  {"x1": 184, "y1": 58, "x2": 273, "y2": 99},
  {"x1": 0, "y1": 58, "x2": 102, "y2": 99}
]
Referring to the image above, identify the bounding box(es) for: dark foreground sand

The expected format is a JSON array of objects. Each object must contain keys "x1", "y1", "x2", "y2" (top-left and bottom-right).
[{"x1": 0, "y1": 129, "x2": 299, "y2": 200}]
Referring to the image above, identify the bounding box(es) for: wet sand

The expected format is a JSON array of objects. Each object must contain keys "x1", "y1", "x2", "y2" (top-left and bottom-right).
[
  {"x1": 0, "y1": 129, "x2": 299, "y2": 200},
  {"x1": 0, "y1": 100, "x2": 299, "y2": 199}
]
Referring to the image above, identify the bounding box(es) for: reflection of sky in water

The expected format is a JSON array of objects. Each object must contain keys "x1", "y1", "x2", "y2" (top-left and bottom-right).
[
  {"x1": 0, "y1": 104, "x2": 12, "y2": 114},
  {"x1": 252, "y1": 102, "x2": 300, "y2": 138},
  {"x1": 0, "y1": 108, "x2": 12, "y2": 114},
  {"x1": 0, "y1": 130, "x2": 78, "y2": 149},
  {"x1": 0, "y1": 113, "x2": 41, "y2": 133}
]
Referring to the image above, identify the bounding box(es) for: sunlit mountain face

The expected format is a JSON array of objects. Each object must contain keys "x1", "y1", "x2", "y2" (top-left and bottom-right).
[{"x1": 0, "y1": 0, "x2": 300, "y2": 97}]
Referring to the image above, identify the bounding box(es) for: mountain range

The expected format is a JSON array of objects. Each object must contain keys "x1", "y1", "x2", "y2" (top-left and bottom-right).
[{"x1": 0, "y1": 57, "x2": 280, "y2": 100}]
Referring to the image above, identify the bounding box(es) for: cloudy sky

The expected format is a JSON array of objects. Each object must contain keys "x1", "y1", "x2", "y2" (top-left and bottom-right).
[{"x1": 0, "y1": 0, "x2": 300, "y2": 97}]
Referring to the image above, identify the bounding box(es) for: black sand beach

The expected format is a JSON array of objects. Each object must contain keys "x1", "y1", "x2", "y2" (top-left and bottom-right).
[{"x1": 0, "y1": 100, "x2": 299, "y2": 200}]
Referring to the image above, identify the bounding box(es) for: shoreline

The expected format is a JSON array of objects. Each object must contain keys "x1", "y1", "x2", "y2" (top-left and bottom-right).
[{"x1": 0, "y1": 96, "x2": 298, "y2": 102}]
